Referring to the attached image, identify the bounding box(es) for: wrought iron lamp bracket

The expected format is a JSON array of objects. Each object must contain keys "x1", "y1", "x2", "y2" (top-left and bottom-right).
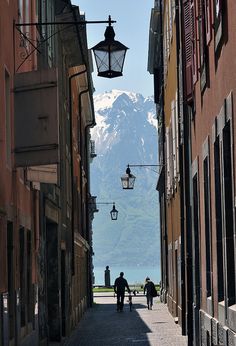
[{"x1": 14, "y1": 16, "x2": 116, "y2": 72}]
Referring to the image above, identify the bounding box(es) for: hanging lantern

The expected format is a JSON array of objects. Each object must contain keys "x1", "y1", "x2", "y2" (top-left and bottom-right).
[
  {"x1": 110, "y1": 203, "x2": 118, "y2": 220},
  {"x1": 92, "y1": 16, "x2": 128, "y2": 78},
  {"x1": 121, "y1": 165, "x2": 136, "y2": 189}
]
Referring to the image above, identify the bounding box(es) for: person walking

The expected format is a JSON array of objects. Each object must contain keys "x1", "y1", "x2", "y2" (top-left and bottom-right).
[
  {"x1": 114, "y1": 272, "x2": 130, "y2": 312},
  {"x1": 144, "y1": 277, "x2": 156, "y2": 310}
]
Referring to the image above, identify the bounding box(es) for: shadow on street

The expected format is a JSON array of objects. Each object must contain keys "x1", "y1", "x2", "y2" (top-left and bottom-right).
[{"x1": 66, "y1": 301, "x2": 153, "y2": 346}]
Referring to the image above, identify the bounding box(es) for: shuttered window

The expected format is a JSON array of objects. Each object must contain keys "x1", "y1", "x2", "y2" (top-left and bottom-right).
[
  {"x1": 166, "y1": 5, "x2": 170, "y2": 59},
  {"x1": 175, "y1": 92, "x2": 180, "y2": 180},
  {"x1": 166, "y1": 127, "x2": 170, "y2": 198},
  {"x1": 171, "y1": 101, "x2": 177, "y2": 188},
  {"x1": 214, "y1": 0, "x2": 223, "y2": 51},
  {"x1": 183, "y1": 0, "x2": 193, "y2": 101},
  {"x1": 169, "y1": 125, "x2": 173, "y2": 193},
  {"x1": 191, "y1": 0, "x2": 198, "y2": 84},
  {"x1": 198, "y1": 0, "x2": 208, "y2": 91},
  {"x1": 182, "y1": 0, "x2": 198, "y2": 98},
  {"x1": 169, "y1": 0, "x2": 173, "y2": 41}
]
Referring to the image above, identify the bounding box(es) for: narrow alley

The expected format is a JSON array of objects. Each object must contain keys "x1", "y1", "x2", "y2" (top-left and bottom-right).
[{"x1": 65, "y1": 293, "x2": 187, "y2": 346}]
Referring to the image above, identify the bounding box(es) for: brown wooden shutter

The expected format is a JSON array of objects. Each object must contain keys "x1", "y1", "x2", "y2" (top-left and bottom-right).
[
  {"x1": 183, "y1": 0, "x2": 193, "y2": 101},
  {"x1": 14, "y1": 68, "x2": 59, "y2": 167},
  {"x1": 191, "y1": 0, "x2": 198, "y2": 84}
]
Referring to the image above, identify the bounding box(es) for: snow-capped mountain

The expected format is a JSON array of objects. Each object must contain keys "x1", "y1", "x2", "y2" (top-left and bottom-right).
[
  {"x1": 91, "y1": 90, "x2": 156, "y2": 154},
  {"x1": 90, "y1": 90, "x2": 160, "y2": 268}
]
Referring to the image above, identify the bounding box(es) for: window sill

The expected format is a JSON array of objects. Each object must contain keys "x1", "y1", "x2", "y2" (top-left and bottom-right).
[{"x1": 228, "y1": 304, "x2": 236, "y2": 333}]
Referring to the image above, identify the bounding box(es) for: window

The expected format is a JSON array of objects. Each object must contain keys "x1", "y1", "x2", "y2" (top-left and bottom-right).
[
  {"x1": 24, "y1": 0, "x2": 30, "y2": 22},
  {"x1": 7, "y1": 222, "x2": 14, "y2": 339},
  {"x1": 166, "y1": 114, "x2": 178, "y2": 198},
  {"x1": 166, "y1": 4, "x2": 170, "y2": 58},
  {"x1": 182, "y1": 0, "x2": 197, "y2": 101},
  {"x1": 18, "y1": 0, "x2": 24, "y2": 20},
  {"x1": 214, "y1": 136, "x2": 224, "y2": 302},
  {"x1": 193, "y1": 172, "x2": 201, "y2": 306},
  {"x1": 169, "y1": 0, "x2": 173, "y2": 41},
  {"x1": 171, "y1": 100, "x2": 177, "y2": 187},
  {"x1": 214, "y1": 0, "x2": 223, "y2": 51},
  {"x1": 166, "y1": 127, "x2": 170, "y2": 197},
  {"x1": 27, "y1": 230, "x2": 33, "y2": 323},
  {"x1": 198, "y1": 0, "x2": 209, "y2": 91},
  {"x1": 46, "y1": 1, "x2": 55, "y2": 66},
  {"x1": 20, "y1": 227, "x2": 26, "y2": 327},
  {"x1": 38, "y1": 0, "x2": 56, "y2": 67},
  {"x1": 169, "y1": 125, "x2": 173, "y2": 194},
  {"x1": 204, "y1": 0, "x2": 212, "y2": 44},
  {"x1": 171, "y1": 94, "x2": 180, "y2": 184},
  {"x1": 191, "y1": 0, "x2": 198, "y2": 84},
  {"x1": 203, "y1": 155, "x2": 211, "y2": 297},
  {"x1": 168, "y1": 243, "x2": 173, "y2": 296},
  {"x1": 214, "y1": 96, "x2": 235, "y2": 310},
  {"x1": 223, "y1": 121, "x2": 235, "y2": 306}
]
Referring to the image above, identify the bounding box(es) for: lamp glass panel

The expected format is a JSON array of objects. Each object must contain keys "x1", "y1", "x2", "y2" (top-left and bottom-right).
[
  {"x1": 93, "y1": 49, "x2": 126, "y2": 73},
  {"x1": 93, "y1": 50, "x2": 109, "y2": 72},
  {"x1": 110, "y1": 50, "x2": 126, "y2": 72},
  {"x1": 128, "y1": 176, "x2": 135, "y2": 189},
  {"x1": 110, "y1": 210, "x2": 118, "y2": 220},
  {"x1": 121, "y1": 175, "x2": 135, "y2": 189}
]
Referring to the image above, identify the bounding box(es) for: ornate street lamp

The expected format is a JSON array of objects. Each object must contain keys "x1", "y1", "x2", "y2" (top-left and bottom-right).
[
  {"x1": 110, "y1": 203, "x2": 119, "y2": 220},
  {"x1": 120, "y1": 165, "x2": 136, "y2": 190},
  {"x1": 92, "y1": 16, "x2": 129, "y2": 78},
  {"x1": 121, "y1": 164, "x2": 161, "y2": 190},
  {"x1": 89, "y1": 199, "x2": 118, "y2": 220},
  {"x1": 15, "y1": 16, "x2": 128, "y2": 78}
]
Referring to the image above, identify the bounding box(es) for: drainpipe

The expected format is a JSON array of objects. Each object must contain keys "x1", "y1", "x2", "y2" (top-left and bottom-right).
[
  {"x1": 78, "y1": 89, "x2": 96, "y2": 308},
  {"x1": 78, "y1": 88, "x2": 89, "y2": 239},
  {"x1": 70, "y1": 70, "x2": 95, "y2": 304},
  {"x1": 69, "y1": 67, "x2": 87, "y2": 274}
]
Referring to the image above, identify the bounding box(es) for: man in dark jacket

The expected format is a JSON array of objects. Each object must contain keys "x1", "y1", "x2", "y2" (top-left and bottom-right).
[
  {"x1": 114, "y1": 272, "x2": 130, "y2": 311},
  {"x1": 144, "y1": 277, "x2": 155, "y2": 310}
]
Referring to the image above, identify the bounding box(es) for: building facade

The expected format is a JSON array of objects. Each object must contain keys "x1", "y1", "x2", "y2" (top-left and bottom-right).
[
  {"x1": 0, "y1": 1, "x2": 95, "y2": 345},
  {"x1": 188, "y1": 0, "x2": 236, "y2": 345},
  {"x1": 162, "y1": 0, "x2": 183, "y2": 328},
  {"x1": 149, "y1": 0, "x2": 236, "y2": 345},
  {"x1": 148, "y1": 0, "x2": 187, "y2": 335}
]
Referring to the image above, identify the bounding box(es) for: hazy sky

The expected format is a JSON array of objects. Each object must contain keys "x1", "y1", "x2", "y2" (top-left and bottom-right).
[{"x1": 72, "y1": 0, "x2": 154, "y2": 97}]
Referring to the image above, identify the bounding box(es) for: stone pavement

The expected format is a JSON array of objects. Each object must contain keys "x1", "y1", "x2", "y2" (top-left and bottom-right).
[{"x1": 65, "y1": 293, "x2": 188, "y2": 346}]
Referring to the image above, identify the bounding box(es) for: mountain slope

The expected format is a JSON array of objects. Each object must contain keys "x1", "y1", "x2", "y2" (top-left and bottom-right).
[{"x1": 90, "y1": 90, "x2": 160, "y2": 267}]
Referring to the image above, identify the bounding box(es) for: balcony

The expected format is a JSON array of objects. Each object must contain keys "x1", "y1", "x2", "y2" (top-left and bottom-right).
[{"x1": 90, "y1": 140, "x2": 97, "y2": 159}]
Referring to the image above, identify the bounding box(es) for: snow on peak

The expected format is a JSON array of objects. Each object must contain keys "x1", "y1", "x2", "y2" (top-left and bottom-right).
[{"x1": 93, "y1": 89, "x2": 143, "y2": 111}]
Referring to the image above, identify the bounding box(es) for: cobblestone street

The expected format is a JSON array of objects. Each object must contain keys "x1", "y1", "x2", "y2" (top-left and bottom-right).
[{"x1": 65, "y1": 293, "x2": 188, "y2": 346}]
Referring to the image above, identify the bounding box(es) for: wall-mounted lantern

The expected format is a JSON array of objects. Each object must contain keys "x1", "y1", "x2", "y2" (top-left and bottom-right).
[
  {"x1": 92, "y1": 15, "x2": 128, "y2": 78},
  {"x1": 121, "y1": 164, "x2": 161, "y2": 190}
]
